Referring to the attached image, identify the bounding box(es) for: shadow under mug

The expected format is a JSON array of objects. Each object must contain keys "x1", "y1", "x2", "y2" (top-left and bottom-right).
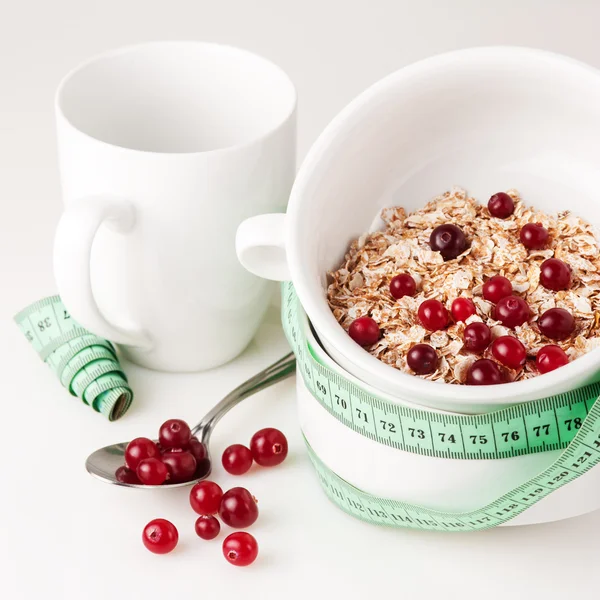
[{"x1": 53, "y1": 42, "x2": 297, "y2": 372}]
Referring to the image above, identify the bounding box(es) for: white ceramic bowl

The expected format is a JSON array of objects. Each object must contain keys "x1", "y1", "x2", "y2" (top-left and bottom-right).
[
  {"x1": 237, "y1": 47, "x2": 600, "y2": 413},
  {"x1": 298, "y1": 310, "x2": 600, "y2": 525}
]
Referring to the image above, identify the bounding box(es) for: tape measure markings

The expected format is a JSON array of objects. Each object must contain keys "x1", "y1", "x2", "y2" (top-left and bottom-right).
[
  {"x1": 304, "y1": 423, "x2": 600, "y2": 531},
  {"x1": 60, "y1": 348, "x2": 121, "y2": 389},
  {"x1": 71, "y1": 360, "x2": 127, "y2": 398},
  {"x1": 14, "y1": 296, "x2": 133, "y2": 421},
  {"x1": 53, "y1": 337, "x2": 116, "y2": 376},
  {"x1": 282, "y1": 282, "x2": 597, "y2": 461},
  {"x1": 84, "y1": 374, "x2": 131, "y2": 407}
]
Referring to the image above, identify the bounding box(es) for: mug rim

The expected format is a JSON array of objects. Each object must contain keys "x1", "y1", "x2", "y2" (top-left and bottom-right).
[
  {"x1": 286, "y1": 45, "x2": 600, "y2": 405},
  {"x1": 55, "y1": 40, "x2": 297, "y2": 156}
]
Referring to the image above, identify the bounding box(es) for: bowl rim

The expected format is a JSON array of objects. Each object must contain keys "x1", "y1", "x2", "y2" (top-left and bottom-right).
[{"x1": 286, "y1": 46, "x2": 600, "y2": 404}]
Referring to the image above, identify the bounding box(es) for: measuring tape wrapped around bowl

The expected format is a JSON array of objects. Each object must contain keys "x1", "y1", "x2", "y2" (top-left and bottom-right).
[
  {"x1": 14, "y1": 296, "x2": 133, "y2": 421},
  {"x1": 282, "y1": 281, "x2": 600, "y2": 531}
]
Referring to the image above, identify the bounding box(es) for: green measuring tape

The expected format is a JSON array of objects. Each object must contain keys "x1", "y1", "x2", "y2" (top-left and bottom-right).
[
  {"x1": 14, "y1": 297, "x2": 133, "y2": 421},
  {"x1": 282, "y1": 282, "x2": 600, "y2": 530}
]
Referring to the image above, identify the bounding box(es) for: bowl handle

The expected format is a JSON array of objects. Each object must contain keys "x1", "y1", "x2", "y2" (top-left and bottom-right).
[{"x1": 236, "y1": 213, "x2": 291, "y2": 281}]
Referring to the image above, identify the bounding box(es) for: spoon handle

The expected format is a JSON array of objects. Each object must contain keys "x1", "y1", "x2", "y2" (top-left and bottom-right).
[{"x1": 191, "y1": 353, "x2": 297, "y2": 439}]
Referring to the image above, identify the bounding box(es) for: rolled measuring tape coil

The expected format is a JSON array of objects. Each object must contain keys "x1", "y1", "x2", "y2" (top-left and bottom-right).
[
  {"x1": 14, "y1": 296, "x2": 133, "y2": 421},
  {"x1": 281, "y1": 281, "x2": 600, "y2": 531}
]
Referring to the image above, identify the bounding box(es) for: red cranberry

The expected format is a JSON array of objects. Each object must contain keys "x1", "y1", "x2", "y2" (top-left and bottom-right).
[
  {"x1": 463, "y1": 322, "x2": 492, "y2": 353},
  {"x1": 348, "y1": 316, "x2": 380, "y2": 346},
  {"x1": 536, "y1": 345, "x2": 569, "y2": 374},
  {"x1": 222, "y1": 444, "x2": 253, "y2": 475},
  {"x1": 406, "y1": 344, "x2": 438, "y2": 375},
  {"x1": 418, "y1": 299, "x2": 449, "y2": 331},
  {"x1": 124, "y1": 437, "x2": 159, "y2": 471},
  {"x1": 219, "y1": 487, "x2": 259, "y2": 528},
  {"x1": 451, "y1": 297, "x2": 476, "y2": 322},
  {"x1": 190, "y1": 480, "x2": 224, "y2": 515},
  {"x1": 250, "y1": 428, "x2": 288, "y2": 467},
  {"x1": 540, "y1": 258, "x2": 571, "y2": 291},
  {"x1": 488, "y1": 192, "x2": 515, "y2": 219},
  {"x1": 142, "y1": 519, "x2": 178, "y2": 554},
  {"x1": 223, "y1": 532, "x2": 258, "y2": 567},
  {"x1": 520, "y1": 223, "x2": 549, "y2": 250},
  {"x1": 493, "y1": 296, "x2": 531, "y2": 328},
  {"x1": 115, "y1": 466, "x2": 140, "y2": 484},
  {"x1": 158, "y1": 419, "x2": 192, "y2": 450},
  {"x1": 390, "y1": 273, "x2": 416, "y2": 299},
  {"x1": 136, "y1": 458, "x2": 169, "y2": 485},
  {"x1": 195, "y1": 515, "x2": 221, "y2": 540},
  {"x1": 429, "y1": 224, "x2": 468, "y2": 260},
  {"x1": 466, "y1": 359, "x2": 505, "y2": 385},
  {"x1": 189, "y1": 437, "x2": 208, "y2": 463},
  {"x1": 195, "y1": 457, "x2": 212, "y2": 479},
  {"x1": 483, "y1": 275, "x2": 512, "y2": 303},
  {"x1": 538, "y1": 308, "x2": 575, "y2": 340},
  {"x1": 491, "y1": 336, "x2": 527, "y2": 369},
  {"x1": 161, "y1": 450, "x2": 196, "y2": 483}
]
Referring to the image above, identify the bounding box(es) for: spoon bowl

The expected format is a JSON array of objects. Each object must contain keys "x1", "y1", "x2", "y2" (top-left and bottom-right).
[{"x1": 85, "y1": 353, "x2": 296, "y2": 488}]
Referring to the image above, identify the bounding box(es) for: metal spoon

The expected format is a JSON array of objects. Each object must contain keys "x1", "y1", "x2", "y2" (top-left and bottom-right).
[{"x1": 85, "y1": 353, "x2": 296, "y2": 488}]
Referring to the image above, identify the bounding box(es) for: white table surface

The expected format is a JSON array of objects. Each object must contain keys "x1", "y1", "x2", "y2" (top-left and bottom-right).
[{"x1": 2, "y1": 1, "x2": 600, "y2": 598}]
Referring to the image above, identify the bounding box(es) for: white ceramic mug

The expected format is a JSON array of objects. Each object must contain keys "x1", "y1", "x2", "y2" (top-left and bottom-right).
[
  {"x1": 54, "y1": 42, "x2": 296, "y2": 372},
  {"x1": 237, "y1": 47, "x2": 600, "y2": 411}
]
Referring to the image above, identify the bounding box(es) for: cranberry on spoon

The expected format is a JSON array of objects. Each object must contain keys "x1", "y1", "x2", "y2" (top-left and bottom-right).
[{"x1": 85, "y1": 353, "x2": 296, "y2": 488}]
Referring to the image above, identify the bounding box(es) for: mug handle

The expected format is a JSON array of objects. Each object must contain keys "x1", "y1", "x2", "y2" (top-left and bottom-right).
[
  {"x1": 53, "y1": 196, "x2": 152, "y2": 348},
  {"x1": 236, "y1": 213, "x2": 291, "y2": 281}
]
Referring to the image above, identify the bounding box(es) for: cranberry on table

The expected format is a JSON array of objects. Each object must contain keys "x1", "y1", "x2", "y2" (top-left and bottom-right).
[
  {"x1": 451, "y1": 297, "x2": 476, "y2": 322},
  {"x1": 190, "y1": 480, "x2": 224, "y2": 515},
  {"x1": 429, "y1": 224, "x2": 468, "y2": 260},
  {"x1": 219, "y1": 487, "x2": 259, "y2": 528},
  {"x1": 390, "y1": 273, "x2": 417, "y2": 300},
  {"x1": 348, "y1": 316, "x2": 380, "y2": 346},
  {"x1": 418, "y1": 299, "x2": 449, "y2": 331},
  {"x1": 250, "y1": 428, "x2": 288, "y2": 467},
  {"x1": 483, "y1": 275, "x2": 513, "y2": 304},
  {"x1": 540, "y1": 258, "x2": 571, "y2": 291},
  {"x1": 520, "y1": 223, "x2": 549, "y2": 250},
  {"x1": 222, "y1": 444, "x2": 253, "y2": 475},
  {"x1": 463, "y1": 322, "x2": 492, "y2": 353},
  {"x1": 223, "y1": 532, "x2": 258, "y2": 567},
  {"x1": 491, "y1": 336, "x2": 527, "y2": 369},
  {"x1": 195, "y1": 515, "x2": 221, "y2": 540},
  {"x1": 136, "y1": 457, "x2": 169, "y2": 485},
  {"x1": 115, "y1": 466, "x2": 140, "y2": 485},
  {"x1": 538, "y1": 308, "x2": 575, "y2": 340},
  {"x1": 493, "y1": 296, "x2": 531, "y2": 329},
  {"x1": 125, "y1": 437, "x2": 159, "y2": 471},
  {"x1": 158, "y1": 419, "x2": 192, "y2": 450},
  {"x1": 161, "y1": 450, "x2": 197, "y2": 483},
  {"x1": 142, "y1": 519, "x2": 178, "y2": 554},
  {"x1": 466, "y1": 359, "x2": 505, "y2": 385},
  {"x1": 536, "y1": 345, "x2": 569, "y2": 374},
  {"x1": 406, "y1": 344, "x2": 438, "y2": 375},
  {"x1": 488, "y1": 192, "x2": 515, "y2": 219}
]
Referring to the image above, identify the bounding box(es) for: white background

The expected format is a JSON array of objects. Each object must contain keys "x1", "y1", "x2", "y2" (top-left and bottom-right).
[{"x1": 2, "y1": 1, "x2": 600, "y2": 598}]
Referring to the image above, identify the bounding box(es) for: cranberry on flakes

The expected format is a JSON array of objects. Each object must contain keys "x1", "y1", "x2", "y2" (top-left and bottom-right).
[{"x1": 348, "y1": 316, "x2": 380, "y2": 346}]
